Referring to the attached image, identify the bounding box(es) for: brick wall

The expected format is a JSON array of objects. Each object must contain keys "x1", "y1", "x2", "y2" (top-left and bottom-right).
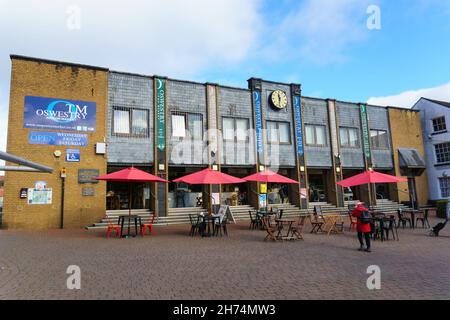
[
  {"x1": 388, "y1": 108, "x2": 429, "y2": 206},
  {"x1": 3, "y1": 58, "x2": 108, "y2": 229}
]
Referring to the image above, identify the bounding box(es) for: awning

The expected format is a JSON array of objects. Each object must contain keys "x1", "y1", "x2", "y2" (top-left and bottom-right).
[{"x1": 398, "y1": 148, "x2": 426, "y2": 176}]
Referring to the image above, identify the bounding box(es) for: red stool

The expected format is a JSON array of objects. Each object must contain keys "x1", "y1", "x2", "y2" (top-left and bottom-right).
[
  {"x1": 106, "y1": 216, "x2": 121, "y2": 239},
  {"x1": 140, "y1": 215, "x2": 156, "y2": 236}
]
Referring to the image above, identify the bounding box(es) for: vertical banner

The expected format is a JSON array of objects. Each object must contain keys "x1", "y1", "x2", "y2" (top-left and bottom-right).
[
  {"x1": 293, "y1": 93, "x2": 307, "y2": 209},
  {"x1": 156, "y1": 79, "x2": 166, "y2": 151},
  {"x1": 294, "y1": 96, "x2": 304, "y2": 157},
  {"x1": 254, "y1": 91, "x2": 264, "y2": 164},
  {"x1": 155, "y1": 78, "x2": 167, "y2": 217},
  {"x1": 360, "y1": 104, "x2": 371, "y2": 165}
]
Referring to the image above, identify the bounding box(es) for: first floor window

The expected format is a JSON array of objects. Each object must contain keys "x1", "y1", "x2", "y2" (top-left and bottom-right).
[
  {"x1": 339, "y1": 127, "x2": 359, "y2": 148},
  {"x1": 113, "y1": 107, "x2": 148, "y2": 137},
  {"x1": 266, "y1": 121, "x2": 291, "y2": 144},
  {"x1": 435, "y1": 142, "x2": 450, "y2": 164},
  {"x1": 222, "y1": 117, "x2": 249, "y2": 142},
  {"x1": 171, "y1": 113, "x2": 203, "y2": 140},
  {"x1": 305, "y1": 124, "x2": 326, "y2": 146},
  {"x1": 433, "y1": 116, "x2": 447, "y2": 133},
  {"x1": 439, "y1": 177, "x2": 450, "y2": 198},
  {"x1": 370, "y1": 129, "x2": 389, "y2": 149}
]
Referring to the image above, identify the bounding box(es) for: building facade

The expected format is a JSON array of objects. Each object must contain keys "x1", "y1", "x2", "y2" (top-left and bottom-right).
[
  {"x1": 2, "y1": 55, "x2": 429, "y2": 229},
  {"x1": 413, "y1": 98, "x2": 450, "y2": 201}
]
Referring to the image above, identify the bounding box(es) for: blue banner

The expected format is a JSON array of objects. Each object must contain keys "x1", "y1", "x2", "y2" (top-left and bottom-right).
[
  {"x1": 24, "y1": 96, "x2": 96, "y2": 132},
  {"x1": 254, "y1": 91, "x2": 264, "y2": 155},
  {"x1": 294, "y1": 96, "x2": 304, "y2": 157},
  {"x1": 29, "y1": 131, "x2": 88, "y2": 147}
]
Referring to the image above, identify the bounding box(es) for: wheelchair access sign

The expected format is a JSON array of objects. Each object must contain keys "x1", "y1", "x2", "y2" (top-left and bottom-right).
[{"x1": 66, "y1": 149, "x2": 80, "y2": 162}]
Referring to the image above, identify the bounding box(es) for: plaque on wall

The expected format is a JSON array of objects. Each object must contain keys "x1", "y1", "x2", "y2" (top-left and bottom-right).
[
  {"x1": 82, "y1": 187, "x2": 95, "y2": 196},
  {"x1": 78, "y1": 169, "x2": 100, "y2": 184}
]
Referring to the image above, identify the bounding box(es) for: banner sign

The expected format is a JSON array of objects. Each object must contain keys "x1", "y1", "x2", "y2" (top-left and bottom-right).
[
  {"x1": 24, "y1": 96, "x2": 96, "y2": 132},
  {"x1": 66, "y1": 149, "x2": 80, "y2": 162},
  {"x1": 29, "y1": 131, "x2": 88, "y2": 147},
  {"x1": 360, "y1": 104, "x2": 371, "y2": 160},
  {"x1": 293, "y1": 96, "x2": 304, "y2": 157},
  {"x1": 155, "y1": 79, "x2": 166, "y2": 151},
  {"x1": 254, "y1": 91, "x2": 264, "y2": 156}
]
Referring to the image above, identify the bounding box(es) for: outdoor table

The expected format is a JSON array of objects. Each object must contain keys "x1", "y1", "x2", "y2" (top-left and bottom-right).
[
  {"x1": 118, "y1": 215, "x2": 141, "y2": 238},
  {"x1": 275, "y1": 219, "x2": 297, "y2": 240},
  {"x1": 199, "y1": 214, "x2": 221, "y2": 237},
  {"x1": 322, "y1": 214, "x2": 344, "y2": 236},
  {"x1": 403, "y1": 209, "x2": 424, "y2": 229}
]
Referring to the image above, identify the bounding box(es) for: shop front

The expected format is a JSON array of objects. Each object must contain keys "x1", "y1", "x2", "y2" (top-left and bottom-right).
[
  {"x1": 168, "y1": 166, "x2": 205, "y2": 208},
  {"x1": 220, "y1": 167, "x2": 252, "y2": 206}
]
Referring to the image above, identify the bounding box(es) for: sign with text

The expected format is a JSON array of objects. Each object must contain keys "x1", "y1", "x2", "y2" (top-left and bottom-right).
[
  {"x1": 27, "y1": 188, "x2": 52, "y2": 205},
  {"x1": 155, "y1": 79, "x2": 166, "y2": 151},
  {"x1": 360, "y1": 104, "x2": 371, "y2": 162},
  {"x1": 254, "y1": 91, "x2": 264, "y2": 158},
  {"x1": 66, "y1": 149, "x2": 80, "y2": 162},
  {"x1": 293, "y1": 95, "x2": 304, "y2": 157},
  {"x1": 24, "y1": 96, "x2": 96, "y2": 132},
  {"x1": 78, "y1": 169, "x2": 100, "y2": 184},
  {"x1": 29, "y1": 131, "x2": 88, "y2": 147}
]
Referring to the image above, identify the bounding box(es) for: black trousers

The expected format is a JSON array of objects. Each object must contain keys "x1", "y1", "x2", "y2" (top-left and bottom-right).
[{"x1": 358, "y1": 232, "x2": 371, "y2": 249}]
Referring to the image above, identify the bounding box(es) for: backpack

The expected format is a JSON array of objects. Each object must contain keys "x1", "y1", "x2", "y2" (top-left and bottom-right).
[{"x1": 359, "y1": 210, "x2": 371, "y2": 224}]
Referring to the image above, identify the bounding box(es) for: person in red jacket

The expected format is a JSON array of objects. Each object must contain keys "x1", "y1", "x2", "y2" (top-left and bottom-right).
[{"x1": 351, "y1": 202, "x2": 372, "y2": 252}]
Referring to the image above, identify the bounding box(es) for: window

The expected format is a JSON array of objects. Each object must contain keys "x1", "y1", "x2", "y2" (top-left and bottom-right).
[
  {"x1": 266, "y1": 121, "x2": 291, "y2": 144},
  {"x1": 370, "y1": 130, "x2": 389, "y2": 149},
  {"x1": 435, "y1": 142, "x2": 450, "y2": 164},
  {"x1": 222, "y1": 117, "x2": 249, "y2": 142},
  {"x1": 113, "y1": 107, "x2": 148, "y2": 137},
  {"x1": 439, "y1": 177, "x2": 450, "y2": 198},
  {"x1": 432, "y1": 117, "x2": 447, "y2": 133},
  {"x1": 339, "y1": 127, "x2": 360, "y2": 148},
  {"x1": 171, "y1": 113, "x2": 203, "y2": 140},
  {"x1": 305, "y1": 124, "x2": 327, "y2": 146}
]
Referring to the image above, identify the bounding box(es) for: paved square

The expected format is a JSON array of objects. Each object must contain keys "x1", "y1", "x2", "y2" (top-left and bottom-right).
[{"x1": 0, "y1": 218, "x2": 449, "y2": 300}]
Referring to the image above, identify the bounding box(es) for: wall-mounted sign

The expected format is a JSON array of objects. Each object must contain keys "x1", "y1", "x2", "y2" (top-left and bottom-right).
[
  {"x1": 27, "y1": 188, "x2": 52, "y2": 205},
  {"x1": 66, "y1": 149, "x2": 80, "y2": 162},
  {"x1": 20, "y1": 188, "x2": 28, "y2": 199},
  {"x1": 259, "y1": 193, "x2": 267, "y2": 209},
  {"x1": 78, "y1": 169, "x2": 100, "y2": 184},
  {"x1": 254, "y1": 91, "x2": 264, "y2": 156},
  {"x1": 270, "y1": 90, "x2": 288, "y2": 110},
  {"x1": 24, "y1": 96, "x2": 96, "y2": 132},
  {"x1": 155, "y1": 79, "x2": 166, "y2": 151},
  {"x1": 82, "y1": 187, "x2": 95, "y2": 196},
  {"x1": 260, "y1": 183, "x2": 267, "y2": 194},
  {"x1": 34, "y1": 181, "x2": 47, "y2": 190},
  {"x1": 29, "y1": 131, "x2": 88, "y2": 147},
  {"x1": 293, "y1": 96, "x2": 304, "y2": 157}
]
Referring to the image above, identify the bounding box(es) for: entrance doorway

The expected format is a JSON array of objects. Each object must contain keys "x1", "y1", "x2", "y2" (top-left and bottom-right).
[{"x1": 308, "y1": 170, "x2": 327, "y2": 203}]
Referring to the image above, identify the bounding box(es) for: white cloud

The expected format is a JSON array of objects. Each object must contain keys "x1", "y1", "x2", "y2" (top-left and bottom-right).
[
  {"x1": 367, "y1": 82, "x2": 450, "y2": 108},
  {"x1": 262, "y1": 0, "x2": 373, "y2": 64},
  {"x1": 0, "y1": 0, "x2": 262, "y2": 160}
]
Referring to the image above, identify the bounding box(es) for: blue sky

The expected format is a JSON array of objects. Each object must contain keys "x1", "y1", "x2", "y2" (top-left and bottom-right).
[{"x1": 0, "y1": 0, "x2": 450, "y2": 156}]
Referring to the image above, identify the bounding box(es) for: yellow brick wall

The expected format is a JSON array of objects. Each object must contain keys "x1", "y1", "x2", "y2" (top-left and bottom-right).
[
  {"x1": 3, "y1": 58, "x2": 108, "y2": 229},
  {"x1": 388, "y1": 108, "x2": 429, "y2": 206}
]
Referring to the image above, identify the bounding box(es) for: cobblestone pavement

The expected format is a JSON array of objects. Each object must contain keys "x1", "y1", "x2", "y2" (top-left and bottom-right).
[{"x1": 0, "y1": 217, "x2": 449, "y2": 300}]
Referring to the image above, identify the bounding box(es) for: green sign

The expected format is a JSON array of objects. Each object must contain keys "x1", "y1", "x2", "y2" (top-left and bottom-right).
[
  {"x1": 360, "y1": 104, "x2": 371, "y2": 159},
  {"x1": 156, "y1": 78, "x2": 166, "y2": 151}
]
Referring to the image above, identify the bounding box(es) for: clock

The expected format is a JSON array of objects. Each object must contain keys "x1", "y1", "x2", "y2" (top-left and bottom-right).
[{"x1": 270, "y1": 90, "x2": 288, "y2": 110}]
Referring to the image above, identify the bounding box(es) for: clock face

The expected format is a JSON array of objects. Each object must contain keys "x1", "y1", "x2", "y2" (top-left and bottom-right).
[{"x1": 270, "y1": 90, "x2": 288, "y2": 110}]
